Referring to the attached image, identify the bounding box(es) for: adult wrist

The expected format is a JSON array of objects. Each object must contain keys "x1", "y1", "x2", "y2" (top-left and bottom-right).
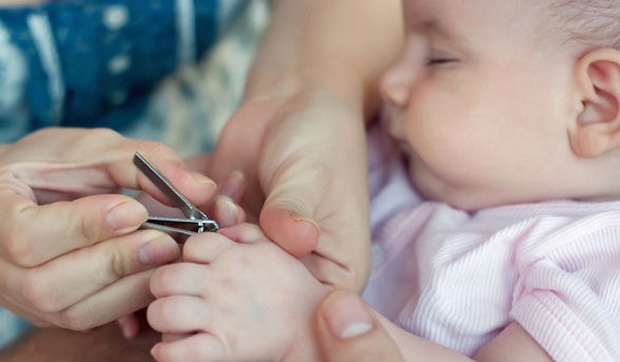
[{"x1": 242, "y1": 65, "x2": 367, "y2": 120}]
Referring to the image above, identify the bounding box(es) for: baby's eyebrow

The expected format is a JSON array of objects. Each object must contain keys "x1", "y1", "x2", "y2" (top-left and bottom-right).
[{"x1": 409, "y1": 19, "x2": 468, "y2": 44}]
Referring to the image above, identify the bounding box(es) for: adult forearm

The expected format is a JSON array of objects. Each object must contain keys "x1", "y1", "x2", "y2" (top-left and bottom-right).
[{"x1": 246, "y1": 0, "x2": 403, "y2": 118}]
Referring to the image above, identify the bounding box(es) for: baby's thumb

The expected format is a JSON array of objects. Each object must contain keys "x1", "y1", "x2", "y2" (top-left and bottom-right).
[{"x1": 315, "y1": 289, "x2": 404, "y2": 362}]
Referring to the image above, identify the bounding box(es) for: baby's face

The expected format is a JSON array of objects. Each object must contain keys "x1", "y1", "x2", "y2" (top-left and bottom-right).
[{"x1": 381, "y1": 0, "x2": 579, "y2": 209}]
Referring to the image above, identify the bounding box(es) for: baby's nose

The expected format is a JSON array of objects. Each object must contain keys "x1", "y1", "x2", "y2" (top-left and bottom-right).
[
  {"x1": 379, "y1": 45, "x2": 420, "y2": 109},
  {"x1": 379, "y1": 65, "x2": 412, "y2": 108}
]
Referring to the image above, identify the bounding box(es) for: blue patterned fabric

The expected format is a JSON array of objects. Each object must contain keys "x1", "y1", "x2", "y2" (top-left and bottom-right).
[
  {"x1": 0, "y1": 0, "x2": 243, "y2": 142},
  {"x1": 0, "y1": 309, "x2": 30, "y2": 349}
]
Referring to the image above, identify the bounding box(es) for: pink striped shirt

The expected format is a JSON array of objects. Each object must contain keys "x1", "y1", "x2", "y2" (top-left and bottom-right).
[{"x1": 362, "y1": 127, "x2": 620, "y2": 361}]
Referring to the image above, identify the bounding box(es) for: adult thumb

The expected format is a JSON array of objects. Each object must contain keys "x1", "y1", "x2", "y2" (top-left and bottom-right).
[{"x1": 315, "y1": 289, "x2": 404, "y2": 362}]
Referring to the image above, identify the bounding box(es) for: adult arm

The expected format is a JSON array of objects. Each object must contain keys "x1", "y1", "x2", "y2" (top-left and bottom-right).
[{"x1": 208, "y1": 0, "x2": 403, "y2": 291}]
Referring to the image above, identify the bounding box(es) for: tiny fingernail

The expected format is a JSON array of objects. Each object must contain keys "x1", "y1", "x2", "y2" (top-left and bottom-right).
[
  {"x1": 215, "y1": 196, "x2": 240, "y2": 228},
  {"x1": 219, "y1": 170, "x2": 245, "y2": 198},
  {"x1": 138, "y1": 232, "x2": 179, "y2": 265},
  {"x1": 324, "y1": 291, "x2": 374, "y2": 339},
  {"x1": 150, "y1": 344, "x2": 160, "y2": 359},
  {"x1": 106, "y1": 201, "x2": 148, "y2": 233}
]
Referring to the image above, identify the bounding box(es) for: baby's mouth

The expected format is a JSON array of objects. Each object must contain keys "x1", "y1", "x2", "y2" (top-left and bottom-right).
[{"x1": 397, "y1": 141, "x2": 415, "y2": 160}]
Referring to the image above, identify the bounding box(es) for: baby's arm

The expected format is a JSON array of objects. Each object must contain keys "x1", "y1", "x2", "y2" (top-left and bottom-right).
[
  {"x1": 378, "y1": 316, "x2": 552, "y2": 362},
  {"x1": 147, "y1": 223, "x2": 553, "y2": 362},
  {"x1": 472, "y1": 323, "x2": 552, "y2": 362}
]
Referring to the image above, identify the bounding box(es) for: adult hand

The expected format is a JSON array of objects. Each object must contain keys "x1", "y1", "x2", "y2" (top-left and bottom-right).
[
  {"x1": 207, "y1": 0, "x2": 402, "y2": 291},
  {"x1": 208, "y1": 90, "x2": 371, "y2": 291},
  {"x1": 315, "y1": 289, "x2": 404, "y2": 362},
  {"x1": 0, "y1": 127, "x2": 217, "y2": 330}
]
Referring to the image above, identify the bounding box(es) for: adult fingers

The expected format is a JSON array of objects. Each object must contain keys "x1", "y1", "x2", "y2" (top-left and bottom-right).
[
  {"x1": 0, "y1": 181, "x2": 148, "y2": 266},
  {"x1": 259, "y1": 184, "x2": 321, "y2": 258},
  {"x1": 2, "y1": 230, "x2": 179, "y2": 328},
  {"x1": 258, "y1": 158, "x2": 367, "y2": 258},
  {"x1": 130, "y1": 155, "x2": 217, "y2": 211},
  {"x1": 254, "y1": 95, "x2": 371, "y2": 283},
  {"x1": 259, "y1": 160, "x2": 371, "y2": 291},
  {"x1": 206, "y1": 99, "x2": 282, "y2": 219},
  {"x1": 3, "y1": 128, "x2": 218, "y2": 208},
  {"x1": 2, "y1": 268, "x2": 159, "y2": 330},
  {"x1": 56, "y1": 268, "x2": 157, "y2": 330},
  {"x1": 315, "y1": 289, "x2": 404, "y2": 362}
]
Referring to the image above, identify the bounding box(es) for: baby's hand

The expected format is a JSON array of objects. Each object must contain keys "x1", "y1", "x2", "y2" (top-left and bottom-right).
[{"x1": 147, "y1": 223, "x2": 330, "y2": 362}]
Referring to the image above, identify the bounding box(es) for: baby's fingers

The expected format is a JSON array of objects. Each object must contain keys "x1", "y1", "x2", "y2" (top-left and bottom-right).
[
  {"x1": 148, "y1": 296, "x2": 209, "y2": 334},
  {"x1": 151, "y1": 334, "x2": 225, "y2": 362},
  {"x1": 178, "y1": 223, "x2": 264, "y2": 265},
  {"x1": 212, "y1": 195, "x2": 246, "y2": 229},
  {"x1": 150, "y1": 263, "x2": 210, "y2": 298}
]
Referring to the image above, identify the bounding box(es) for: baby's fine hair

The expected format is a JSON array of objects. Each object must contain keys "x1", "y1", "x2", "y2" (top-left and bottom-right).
[{"x1": 549, "y1": 0, "x2": 620, "y2": 49}]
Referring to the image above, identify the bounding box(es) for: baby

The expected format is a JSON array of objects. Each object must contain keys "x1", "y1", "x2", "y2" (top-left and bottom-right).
[{"x1": 147, "y1": 0, "x2": 620, "y2": 360}]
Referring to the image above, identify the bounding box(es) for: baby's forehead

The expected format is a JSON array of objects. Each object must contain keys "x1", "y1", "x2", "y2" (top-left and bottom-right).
[
  {"x1": 402, "y1": 0, "x2": 544, "y2": 27},
  {"x1": 401, "y1": 1, "x2": 547, "y2": 47}
]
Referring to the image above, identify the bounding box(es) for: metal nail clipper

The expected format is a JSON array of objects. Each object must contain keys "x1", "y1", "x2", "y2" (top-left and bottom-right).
[{"x1": 133, "y1": 152, "x2": 218, "y2": 241}]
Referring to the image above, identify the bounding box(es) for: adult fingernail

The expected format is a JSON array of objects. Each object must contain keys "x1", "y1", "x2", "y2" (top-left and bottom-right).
[
  {"x1": 106, "y1": 201, "x2": 148, "y2": 233},
  {"x1": 192, "y1": 172, "x2": 217, "y2": 188},
  {"x1": 323, "y1": 291, "x2": 374, "y2": 339},
  {"x1": 137, "y1": 232, "x2": 180, "y2": 265}
]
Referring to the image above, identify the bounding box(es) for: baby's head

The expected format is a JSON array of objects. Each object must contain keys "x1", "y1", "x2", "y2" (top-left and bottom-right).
[{"x1": 381, "y1": 0, "x2": 620, "y2": 210}]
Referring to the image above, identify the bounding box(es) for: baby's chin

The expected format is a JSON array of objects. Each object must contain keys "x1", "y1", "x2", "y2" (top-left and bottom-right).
[
  {"x1": 416, "y1": 181, "x2": 554, "y2": 212},
  {"x1": 408, "y1": 169, "x2": 504, "y2": 211}
]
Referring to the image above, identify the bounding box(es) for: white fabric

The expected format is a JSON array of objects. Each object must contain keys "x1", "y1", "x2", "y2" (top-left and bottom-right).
[{"x1": 362, "y1": 127, "x2": 620, "y2": 361}]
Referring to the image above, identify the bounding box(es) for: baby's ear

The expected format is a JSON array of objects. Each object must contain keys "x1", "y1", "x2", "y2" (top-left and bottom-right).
[{"x1": 570, "y1": 48, "x2": 620, "y2": 158}]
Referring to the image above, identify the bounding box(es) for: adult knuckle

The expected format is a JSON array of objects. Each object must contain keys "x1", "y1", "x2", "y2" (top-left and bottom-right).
[
  {"x1": 107, "y1": 247, "x2": 129, "y2": 279},
  {"x1": 140, "y1": 142, "x2": 177, "y2": 161},
  {"x1": 58, "y1": 305, "x2": 95, "y2": 330},
  {"x1": 1, "y1": 211, "x2": 42, "y2": 267},
  {"x1": 78, "y1": 212, "x2": 102, "y2": 246},
  {"x1": 1, "y1": 234, "x2": 37, "y2": 267},
  {"x1": 57, "y1": 128, "x2": 122, "y2": 159},
  {"x1": 21, "y1": 272, "x2": 60, "y2": 312},
  {"x1": 81, "y1": 128, "x2": 122, "y2": 144}
]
